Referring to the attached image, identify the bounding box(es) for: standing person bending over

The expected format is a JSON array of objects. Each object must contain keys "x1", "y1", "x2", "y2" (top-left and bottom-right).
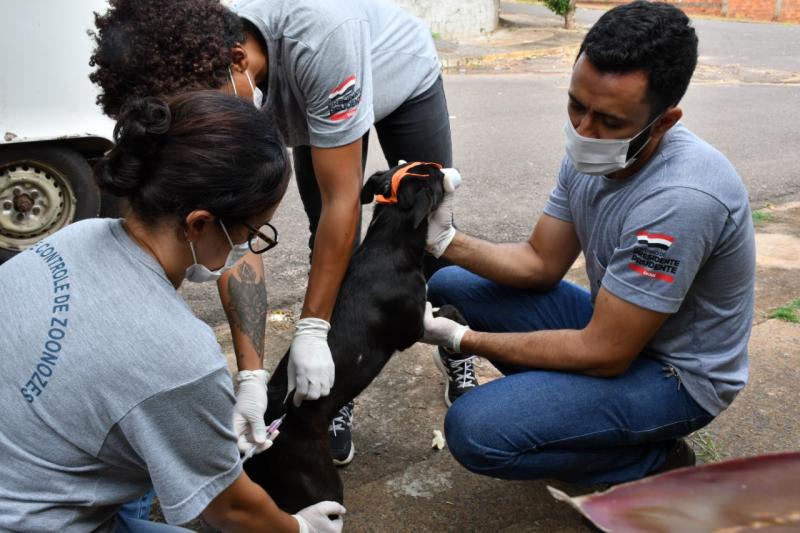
[
  {"x1": 90, "y1": 0, "x2": 472, "y2": 466},
  {"x1": 0, "y1": 91, "x2": 344, "y2": 532},
  {"x1": 419, "y1": 1, "x2": 756, "y2": 486}
]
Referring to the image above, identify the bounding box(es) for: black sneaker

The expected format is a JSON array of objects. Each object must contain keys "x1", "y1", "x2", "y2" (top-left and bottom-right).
[
  {"x1": 329, "y1": 401, "x2": 355, "y2": 466},
  {"x1": 433, "y1": 347, "x2": 479, "y2": 407},
  {"x1": 650, "y1": 438, "x2": 696, "y2": 475}
]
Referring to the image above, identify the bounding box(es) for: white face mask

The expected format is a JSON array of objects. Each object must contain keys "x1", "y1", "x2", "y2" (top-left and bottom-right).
[
  {"x1": 228, "y1": 66, "x2": 263, "y2": 108},
  {"x1": 564, "y1": 114, "x2": 662, "y2": 176},
  {"x1": 185, "y1": 220, "x2": 250, "y2": 283}
]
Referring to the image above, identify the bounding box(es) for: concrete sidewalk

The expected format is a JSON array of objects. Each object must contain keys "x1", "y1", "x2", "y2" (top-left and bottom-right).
[{"x1": 436, "y1": 3, "x2": 587, "y2": 73}]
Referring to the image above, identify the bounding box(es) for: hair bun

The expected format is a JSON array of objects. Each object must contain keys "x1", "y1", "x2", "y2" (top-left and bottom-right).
[
  {"x1": 114, "y1": 96, "x2": 171, "y2": 154},
  {"x1": 94, "y1": 97, "x2": 172, "y2": 197}
]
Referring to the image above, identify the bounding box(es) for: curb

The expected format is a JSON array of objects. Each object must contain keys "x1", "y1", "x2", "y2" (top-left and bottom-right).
[{"x1": 439, "y1": 43, "x2": 580, "y2": 71}]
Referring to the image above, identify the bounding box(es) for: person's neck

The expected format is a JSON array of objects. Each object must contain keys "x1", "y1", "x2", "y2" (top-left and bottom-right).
[
  {"x1": 123, "y1": 215, "x2": 188, "y2": 289},
  {"x1": 605, "y1": 136, "x2": 662, "y2": 180}
]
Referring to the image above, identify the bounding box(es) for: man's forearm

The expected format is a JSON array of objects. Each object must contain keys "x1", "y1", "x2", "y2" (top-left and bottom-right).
[
  {"x1": 218, "y1": 253, "x2": 268, "y2": 371},
  {"x1": 460, "y1": 328, "x2": 624, "y2": 377},
  {"x1": 301, "y1": 201, "x2": 359, "y2": 321},
  {"x1": 443, "y1": 232, "x2": 560, "y2": 290}
]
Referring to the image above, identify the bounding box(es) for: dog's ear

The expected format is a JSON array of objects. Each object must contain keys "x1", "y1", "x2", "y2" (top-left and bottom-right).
[
  {"x1": 360, "y1": 171, "x2": 390, "y2": 204},
  {"x1": 410, "y1": 188, "x2": 434, "y2": 229}
]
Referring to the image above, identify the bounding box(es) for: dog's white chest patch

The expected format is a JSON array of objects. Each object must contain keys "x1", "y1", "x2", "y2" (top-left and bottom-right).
[{"x1": 356, "y1": 354, "x2": 364, "y2": 365}]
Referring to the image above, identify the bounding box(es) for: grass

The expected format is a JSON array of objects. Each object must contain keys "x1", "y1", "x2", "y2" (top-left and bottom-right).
[
  {"x1": 751, "y1": 209, "x2": 773, "y2": 225},
  {"x1": 689, "y1": 429, "x2": 723, "y2": 463},
  {"x1": 770, "y1": 299, "x2": 800, "y2": 323}
]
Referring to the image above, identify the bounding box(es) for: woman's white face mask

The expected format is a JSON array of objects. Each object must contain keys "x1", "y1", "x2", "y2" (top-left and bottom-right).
[
  {"x1": 185, "y1": 220, "x2": 249, "y2": 283},
  {"x1": 564, "y1": 113, "x2": 662, "y2": 176},
  {"x1": 228, "y1": 66, "x2": 263, "y2": 108}
]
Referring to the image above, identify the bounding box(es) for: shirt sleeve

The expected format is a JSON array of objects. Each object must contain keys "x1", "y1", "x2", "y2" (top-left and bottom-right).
[
  {"x1": 296, "y1": 19, "x2": 374, "y2": 148},
  {"x1": 601, "y1": 187, "x2": 730, "y2": 313},
  {"x1": 543, "y1": 157, "x2": 574, "y2": 223},
  {"x1": 110, "y1": 368, "x2": 242, "y2": 525}
]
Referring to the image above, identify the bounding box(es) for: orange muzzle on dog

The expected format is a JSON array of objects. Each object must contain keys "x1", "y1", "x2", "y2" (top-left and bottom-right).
[{"x1": 374, "y1": 161, "x2": 442, "y2": 205}]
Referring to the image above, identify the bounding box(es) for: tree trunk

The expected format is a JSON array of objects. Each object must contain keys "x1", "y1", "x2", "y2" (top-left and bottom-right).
[{"x1": 564, "y1": 0, "x2": 577, "y2": 29}]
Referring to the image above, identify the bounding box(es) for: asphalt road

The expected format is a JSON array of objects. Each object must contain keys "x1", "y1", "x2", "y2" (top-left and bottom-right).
[
  {"x1": 183, "y1": 7, "x2": 800, "y2": 329},
  {"x1": 502, "y1": 2, "x2": 800, "y2": 73}
]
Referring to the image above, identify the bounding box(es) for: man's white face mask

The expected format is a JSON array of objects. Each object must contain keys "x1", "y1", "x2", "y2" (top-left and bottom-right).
[
  {"x1": 564, "y1": 113, "x2": 662, "y2": 176},
  {"x1": 228, "y1": 66, "x2": 263, "y2": 108},
  {"x1": 185, "y1": 220, "x2": 249, "y2": 283}
]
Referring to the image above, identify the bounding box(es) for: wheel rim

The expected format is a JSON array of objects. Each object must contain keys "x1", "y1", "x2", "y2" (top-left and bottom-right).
[{"x1": 0, "y1": 160, "x2": 77, "y2": 252}]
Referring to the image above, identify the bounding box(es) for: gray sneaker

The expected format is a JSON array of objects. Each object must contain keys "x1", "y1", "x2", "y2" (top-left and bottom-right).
[
  {"x1": 328, "y1": 401, "x2": 355, "y2": 466},
  {"x1": 433, "y1": 347, "x2": 479, "y2": 407}
]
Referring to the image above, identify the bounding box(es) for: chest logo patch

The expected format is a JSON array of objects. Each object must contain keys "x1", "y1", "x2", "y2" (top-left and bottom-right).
[
  {"x1": 328, "y1": 75, "x2": 362, "y2": 122},
  {"x1": 629, "y1": 230, "x2": 680, "y2": 283}
]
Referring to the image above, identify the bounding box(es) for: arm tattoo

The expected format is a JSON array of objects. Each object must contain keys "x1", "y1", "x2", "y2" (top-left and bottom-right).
[{"x1": 227, "y1": 262, "x2": 268, "y2": 360}]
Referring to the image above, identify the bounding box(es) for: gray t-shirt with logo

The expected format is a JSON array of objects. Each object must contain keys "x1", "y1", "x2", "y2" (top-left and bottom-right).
[
  {"x1": 0, "y1": 219, "x2": 241, "y2": 531},
  {"x1": 232, "y1": 0, "x2": 441, "y2": 148},
  {"x1": 544, "y1": 123, "x2": 755, "y2": 416}
]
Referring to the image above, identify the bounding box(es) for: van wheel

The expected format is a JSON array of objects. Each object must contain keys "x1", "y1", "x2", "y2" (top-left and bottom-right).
[{"x1": 0, "y1": 145, "x2": 100, "y2": 263}]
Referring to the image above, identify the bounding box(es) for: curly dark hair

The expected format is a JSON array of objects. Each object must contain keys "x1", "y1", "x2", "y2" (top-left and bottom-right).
[
  {"x1": 89, "y1": 0, "x2": 244, "y2": 118},
  {"x1": 578, "y1": 1, "x2": 698, "y2": 114}
]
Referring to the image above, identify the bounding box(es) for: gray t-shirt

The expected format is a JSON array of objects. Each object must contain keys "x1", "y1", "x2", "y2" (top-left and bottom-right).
[
  {"x1": 544, "y1": 123, "x2": 755, "y2": 416},
  {"x1": 232, "y1": 0, "x2": 441, "y2": 148},
  {"x1": 0, "y1": 219, "x2": 241, "y2": 531}
]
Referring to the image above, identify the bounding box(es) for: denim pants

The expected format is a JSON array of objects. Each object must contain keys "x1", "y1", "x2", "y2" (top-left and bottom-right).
[
  {"x1": 427, "y1": 266, "x2": 714, "y2": 486},
  {"x1": 116, "y1": 489, "x2": 191, "y2": 532},
  {"x1": 293, "y1": 76, "x2": 453, "y2": 279}
]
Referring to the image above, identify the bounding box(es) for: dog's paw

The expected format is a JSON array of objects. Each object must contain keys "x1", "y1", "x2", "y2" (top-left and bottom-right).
[{"x1": 432, "y1": 304, "x2": 467, "y2": 325}]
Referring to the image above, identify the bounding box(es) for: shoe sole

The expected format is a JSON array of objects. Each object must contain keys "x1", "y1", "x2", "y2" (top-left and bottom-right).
[
  {"x1": 332, "y1": 443, "x2": 355, "y2": 467},
  {"x1": 432, "y1": 349, "x2": 454, "y2": 408}
]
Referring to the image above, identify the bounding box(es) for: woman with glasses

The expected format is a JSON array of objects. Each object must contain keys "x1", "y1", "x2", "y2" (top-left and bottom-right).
[{"x1": 0, "y1": 91, "x2": 345, "y2": 532}]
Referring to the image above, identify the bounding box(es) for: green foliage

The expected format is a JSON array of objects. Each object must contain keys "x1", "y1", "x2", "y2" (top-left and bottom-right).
[
  {"x1": 751, "y1": 209, "x2": 773, "y2": 225},
  {"x1": 543, "y1": 0, "x2": 572, "y2": 17},
  {"x1": 689, "y1": 429, "x2": 723, "y2": 463},
  {"x1": 770, "y1": 299, "x2": 800, "y2": 323}
]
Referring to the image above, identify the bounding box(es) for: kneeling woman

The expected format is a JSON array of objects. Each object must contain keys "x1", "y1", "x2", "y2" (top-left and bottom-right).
[{"x1": 0, "y1": 91, "x2": 344, "y2": 532}]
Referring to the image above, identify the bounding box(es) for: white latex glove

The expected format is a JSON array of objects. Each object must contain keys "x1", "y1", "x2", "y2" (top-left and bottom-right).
[
  {"x1": 234, "y1": 369, "x2": 269, "y2": 455},
  {"x1": 288, "y1": 318, "x2": 335, "y2": 407},
  {"x1": 420, "y1": 302, "x2": 470, "y2": 353},
  {"x1": 426, "y1": 168, "x2": 462, "y2": 258},
  {"x1": 293, "y1": 501, "x2": 346, "y2": 533}
]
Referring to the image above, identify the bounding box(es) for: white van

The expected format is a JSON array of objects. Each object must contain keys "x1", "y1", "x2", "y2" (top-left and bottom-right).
[{"x1": 0, "y1": 0, "x2": 116, "y2": 262}]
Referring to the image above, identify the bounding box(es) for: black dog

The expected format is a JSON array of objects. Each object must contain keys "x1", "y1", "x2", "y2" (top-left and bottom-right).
[{"x1": 244, "y1": 162, "x2": 446, "y2": 513}]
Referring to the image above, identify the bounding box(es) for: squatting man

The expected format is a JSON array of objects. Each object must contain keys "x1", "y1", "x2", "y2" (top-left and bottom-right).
[{"x1": 419, "y1": 1, "x2": 755, "y2": 487}]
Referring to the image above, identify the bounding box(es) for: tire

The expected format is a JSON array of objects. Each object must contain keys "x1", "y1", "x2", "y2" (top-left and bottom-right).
[{"x1": 0, "y1": 144, "x2": 100, "y2": 263}]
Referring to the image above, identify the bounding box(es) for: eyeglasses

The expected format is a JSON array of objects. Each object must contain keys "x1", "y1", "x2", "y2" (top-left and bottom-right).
[{"x1": 243, "y1": 221, "x2": 278, "y2": 254}]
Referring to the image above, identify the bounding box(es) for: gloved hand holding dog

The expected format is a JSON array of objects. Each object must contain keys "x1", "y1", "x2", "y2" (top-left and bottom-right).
[
  {"x1": 293, "y1": 500, "x2": 346, "y2": 533},
  {"x1": 426, "y1": 168, "x2": 462, "y2": 258},
  {"x1": 421, "y1": 302, "x2": 470, "y2": 353},
  {"x1": 288, "y1": 317, "x2": 336, "y2": 407},
  {"x1": 234, "y1": 369, "x2": 270, "y2": 456}
]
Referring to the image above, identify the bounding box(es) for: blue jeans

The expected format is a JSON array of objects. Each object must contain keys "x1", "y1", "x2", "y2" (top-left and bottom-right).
[
  {"x1": 427, "y1": 266, "x2": 714, "y2": 486},
  {"x1": 117, "y1": 489, "x2": 191, "y2": 532}
]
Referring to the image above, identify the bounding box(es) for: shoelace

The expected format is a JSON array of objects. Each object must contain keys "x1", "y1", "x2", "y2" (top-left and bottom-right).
[
  {"x1": 448, "y1": 356, "x2": 480, "y2": 388},
  {"x1": 329, "y1": 405, "x2": 353, "y2": 436}
]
